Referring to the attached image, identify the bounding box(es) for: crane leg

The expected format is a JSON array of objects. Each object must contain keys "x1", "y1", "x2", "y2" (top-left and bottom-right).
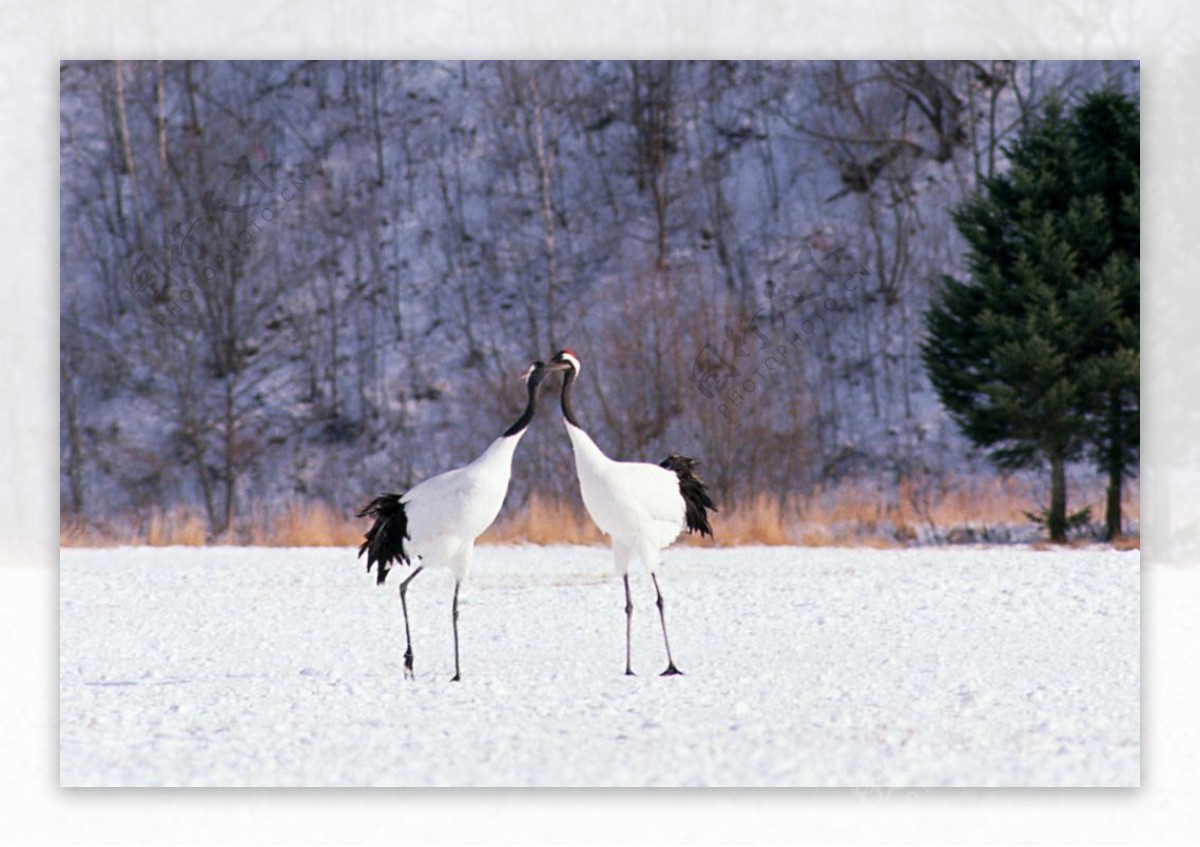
[
  {"x1": 450, "y1": 580, "x2": 462, "y2": 682},
  {"x1": 398, "y1": 566, "x2": 425, "y2": 679},
  {"x1": 652, "y1": 573, "x2": 683, "y2": 676},
  {"x1": 623, "y1": 574, "x2": 635, "y2": 676}
]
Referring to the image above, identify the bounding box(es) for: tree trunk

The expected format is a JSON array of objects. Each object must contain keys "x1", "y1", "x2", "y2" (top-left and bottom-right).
[
  {"x1": 113, "y1": 61, "x2": 144, "y2": 244},
  {"x1": 62, "y1": 371, "x2": 85, "y2": 517},
  {"x1": 155, "y1": 61, "x2": 172, "y2": 275},
  {"x1": 528, "y1": 72, "x2": 560, "y2": 350},
  {"x1": 222, "y1": 378, "x2": 236, "y2": 540},
  {"x1": 1049, "y1": 453, "x2": 1067, "y2": 543},
  {"x1": 368, "y1": 62, "x2": 387, "y2": 188},
  {"x1": 1105, "y1": 473, "x2": 1122, "y2": 542},
  {"x1": 1105, "y1": 389, "x2": 1123, "y2": 540},
  {"x1": 186, "y1": 425, "x2": 217, "y2": 536}
]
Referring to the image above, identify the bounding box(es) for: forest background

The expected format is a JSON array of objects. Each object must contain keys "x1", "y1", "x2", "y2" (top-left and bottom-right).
[{"x1": 57, "y1": 60, "x2": 1140, "y2": 547}]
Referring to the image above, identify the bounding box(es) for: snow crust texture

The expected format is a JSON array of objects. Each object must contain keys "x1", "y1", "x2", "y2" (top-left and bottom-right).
[{"x1": 60, "y1": 546, "x2": 1139, "y2": 787}]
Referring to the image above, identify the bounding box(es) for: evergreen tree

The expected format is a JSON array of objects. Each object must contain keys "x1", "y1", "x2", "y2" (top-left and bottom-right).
[
  {"x1": 923, "y1": 91, "x2": 1139, "y2": 542},
  {"x1": 1070, "y1": 92, "x2": 1139, "y2": 540}
]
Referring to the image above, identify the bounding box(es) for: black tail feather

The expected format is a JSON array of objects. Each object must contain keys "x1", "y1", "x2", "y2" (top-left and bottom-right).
[
  {"x1": 660, "y1": 454, "x2": 717, "y2": 539},
  {"x1": 356, "y1": 493, "x2": 412, "y2": 584}
]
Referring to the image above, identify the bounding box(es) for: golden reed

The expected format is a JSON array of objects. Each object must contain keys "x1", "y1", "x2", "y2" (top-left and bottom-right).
[{"x1": 61, "y1": 478, "x2": 1138, "y2": 549}]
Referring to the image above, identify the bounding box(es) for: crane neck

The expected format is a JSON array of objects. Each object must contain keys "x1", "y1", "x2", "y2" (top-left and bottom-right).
[
  {"x1": 559, "y1": 367, "x2": 612, "y2": 472},
  {"x1": 501, "y1": 373, "x2": 544, "y2": 438},
  {"x1": 560, "y1": 366, "x2": 582, "y2": 429}
]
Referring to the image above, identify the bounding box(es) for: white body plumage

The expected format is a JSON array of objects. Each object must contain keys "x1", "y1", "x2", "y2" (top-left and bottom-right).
[
  {"x1": 565, "y1": 422, "x2": 686, "y2": 575},
  {"x1": 358, "y1": 360, "x2": 550, "y2": 681},
  {"x1": 547, "y1": 348, "x2": 714, "y2": 676},
  {"x1": 401, "y1": 433, "x2": 524, "y2": 581}
]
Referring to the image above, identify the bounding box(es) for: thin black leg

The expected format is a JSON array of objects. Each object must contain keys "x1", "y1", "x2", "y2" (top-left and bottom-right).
[
  {"x1": 398, "y1": 565, "x2": 425, "y2": 679},
  {"x1": 623, "y1": 574, "x2": 635, "y2": 676},
  {"x1": 450, "y1": 580, "x2": 462, "y2": 682},
  {"x1": 652, "y1": 573, "x2": 683, "y2": 676}
]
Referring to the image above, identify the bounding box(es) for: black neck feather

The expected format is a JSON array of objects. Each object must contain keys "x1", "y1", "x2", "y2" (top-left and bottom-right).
[
  {"x1": 560, "y1": 367, "x2": 582, "y2": 429},
  {"x1": 502, "y1": 375, "x2": 543, "y2": 438}
]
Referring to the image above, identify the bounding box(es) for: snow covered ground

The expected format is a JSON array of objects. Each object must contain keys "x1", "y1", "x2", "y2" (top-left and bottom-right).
[{"x1": 59, "y1": 545, "x2": 1139, "y2": 787}]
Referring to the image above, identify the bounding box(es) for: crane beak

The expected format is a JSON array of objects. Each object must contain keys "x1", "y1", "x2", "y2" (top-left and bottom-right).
[
  {"x1": 521, "y1": 362, "x2": 550, "y2": 384},
  {"x1": 544, "y1": 360, "x2": 572, "y2": 373}
]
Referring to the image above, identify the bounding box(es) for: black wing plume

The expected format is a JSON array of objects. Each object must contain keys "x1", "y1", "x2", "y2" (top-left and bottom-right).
[
  {"x1": 356, "y1": 493, "x2": 412, "y2": 584},
  {"x1": 660, "y1": 454, "x2": 717, "y2": 539}
]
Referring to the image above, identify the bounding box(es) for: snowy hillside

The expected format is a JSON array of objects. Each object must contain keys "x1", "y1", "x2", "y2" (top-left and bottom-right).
[
  {"x1": 59, "y1": 61, "x2": 1140, "y2": 539},
  {"x1": 60, "y1": 545, "x2": 1139, "y2": 787}
]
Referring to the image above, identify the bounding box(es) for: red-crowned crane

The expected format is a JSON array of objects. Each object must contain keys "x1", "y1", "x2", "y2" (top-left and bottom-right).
[
  {"x1": 357, "y1": 360, "x2": 551, "y2": 681},
  {"x1": 546, "y1": 349, "x2": 716, "y2": 676}
]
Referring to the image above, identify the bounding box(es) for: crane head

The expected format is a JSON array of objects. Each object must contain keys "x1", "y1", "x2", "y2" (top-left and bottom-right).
[
  {"x1": 546, "y1": 349, "x2": 581, "y2": 376},
  {"x1": 522, "y1": 360, "x2": 549, "y2": 386}
]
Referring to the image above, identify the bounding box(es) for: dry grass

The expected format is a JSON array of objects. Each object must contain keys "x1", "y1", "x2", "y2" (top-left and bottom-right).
[
  {"x1": 60, "y1": 502, "x2": 359, "y2": 548},
  {"x1": 59, "y1": 518, "x2": 113, "y2": 548},
  {"x1": 60, "y1": 506, "x2": 209, "y2": 548},
  {"x1": 145, "y1": 507, "x2": 209, "y2": 546},
  {"x1": 480, "y1": 494, "x2": 606, "y2": 546},
  {"x1": 60, "y1": 477, "x2": 1140, "y2": 549},
  {"x1": 704, "y1": 478, "x2": 1056, "y2": 548},
  {"x1": 1111, "y1": 533, "x2": 1141, "y2": 551},
  {"x1": 246, "y1": 502, "x2": 363, "y2": 547},
  {"x1": 706, "y1": 494, "x2": 795, "y2": 546}
]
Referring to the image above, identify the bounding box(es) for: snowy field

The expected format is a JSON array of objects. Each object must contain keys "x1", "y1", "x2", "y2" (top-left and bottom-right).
[{"x1": 59, "y1": 545, "x2": 1139, "y2": 787}]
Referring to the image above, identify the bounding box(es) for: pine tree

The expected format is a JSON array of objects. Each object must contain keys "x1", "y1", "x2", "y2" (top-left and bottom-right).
[
  {"x1": 923, "y1": 91, "x2": 1139, "y2": 542},
  {"x1": 1070, "y1": 92, "x2": 1139, "y2": 540}
]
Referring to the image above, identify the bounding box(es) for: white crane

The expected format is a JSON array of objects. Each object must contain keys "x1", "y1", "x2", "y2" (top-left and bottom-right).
[
  {"x1": 546, "y1": 349, "x2": 716, "y2": 676},
  {"x1": 357, "y1": 360, "x2": 551, "y2": 681}
]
